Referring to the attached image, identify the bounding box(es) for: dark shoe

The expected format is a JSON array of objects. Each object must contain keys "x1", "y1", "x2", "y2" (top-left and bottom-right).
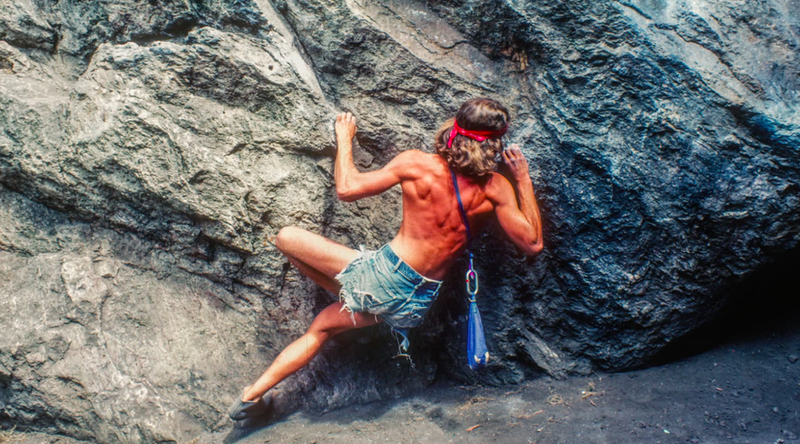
[{"x1": 228, "y1": 389, "x2": 272, "y2": 421}]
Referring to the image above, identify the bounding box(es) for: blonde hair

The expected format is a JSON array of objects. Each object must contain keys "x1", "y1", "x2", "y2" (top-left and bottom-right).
[{"x1": 434, "y1": 98, "x2": 510, "y2": 179}]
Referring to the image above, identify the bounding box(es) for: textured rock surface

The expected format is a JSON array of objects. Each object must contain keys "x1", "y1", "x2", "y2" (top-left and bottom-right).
[{"x1": 1, "y1": 0, "x2": 799, "y2": 441}]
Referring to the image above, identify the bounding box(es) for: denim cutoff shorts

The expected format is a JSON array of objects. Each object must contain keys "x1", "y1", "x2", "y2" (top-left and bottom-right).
[{"x1": 335, "y1": 244, "x2": 442, "y2": 351}]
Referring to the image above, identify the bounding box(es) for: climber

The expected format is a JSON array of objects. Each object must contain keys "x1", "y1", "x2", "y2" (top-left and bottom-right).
[{"x1": 229, "y1": 98, "x2": 543, "y2": 420}]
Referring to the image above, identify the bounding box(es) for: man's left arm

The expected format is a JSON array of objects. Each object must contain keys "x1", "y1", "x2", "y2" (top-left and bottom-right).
[{"x1": 334, "y1": 112, "x2": 417, "y2": 202}]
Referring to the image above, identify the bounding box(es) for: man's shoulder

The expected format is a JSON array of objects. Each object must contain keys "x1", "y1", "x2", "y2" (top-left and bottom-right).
[
  {"x1": 483, "y1": 171, "x2": 515, "y2": 202},
  {"x1": 396, "y1": 149, "x2": 438, "y2": 162},
  {"x1": 393, "y1": 150, "x2": 444, "y2": 172},
  {"x1": 387, "y1": 150, "x2": 449, "y2": 184}
]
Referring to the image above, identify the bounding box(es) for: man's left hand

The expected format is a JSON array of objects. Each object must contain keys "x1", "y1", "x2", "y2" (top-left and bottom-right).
[{"x1": 335, "y1": 112, "x2": 357, "y2": 142}]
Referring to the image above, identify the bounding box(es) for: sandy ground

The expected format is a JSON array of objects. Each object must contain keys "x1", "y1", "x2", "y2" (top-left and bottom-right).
[
  {"x1": 198, "y1": 317, "x2": 800, "y2": 444},
  {"x1": 8, "y1": 314, "x2": 799, "y2": 444}
]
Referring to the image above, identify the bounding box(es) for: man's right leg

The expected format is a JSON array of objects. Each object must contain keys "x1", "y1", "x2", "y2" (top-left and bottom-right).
[
  {"x1": 241, "y1": 301, "x2": 380, "y2": 402},
  {"x1": 238, "y1": 227, "x2": 373, "y2": 403}
]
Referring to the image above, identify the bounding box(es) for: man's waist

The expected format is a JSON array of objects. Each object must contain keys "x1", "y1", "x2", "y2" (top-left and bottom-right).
[{"x1": 387, "y1": 239, "x2": 457, "y2": 281}]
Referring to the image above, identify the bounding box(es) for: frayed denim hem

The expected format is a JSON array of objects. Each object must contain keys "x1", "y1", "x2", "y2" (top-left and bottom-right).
[
  {"x1": 337, "y1": 288, "x2": 381, "y2": 326},
  {"x1": 335, "y1": 246, "x2": 367, "y2": 326},
  {"x1": 337, "y1": 287, "x2": 409, "y2": 356}
]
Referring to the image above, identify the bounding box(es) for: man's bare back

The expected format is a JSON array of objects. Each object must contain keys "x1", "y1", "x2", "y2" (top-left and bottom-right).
[
  {"x1": 335, "y1": 113, "x2": 542, "y2": 280},
  {"x1": 384, "y1": 151, "x2": 509, "y2": 279}
]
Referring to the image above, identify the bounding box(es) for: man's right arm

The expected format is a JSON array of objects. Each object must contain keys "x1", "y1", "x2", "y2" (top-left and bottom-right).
[{"x1": 491, "y1": 145, "x2": 543, "y2": 256}]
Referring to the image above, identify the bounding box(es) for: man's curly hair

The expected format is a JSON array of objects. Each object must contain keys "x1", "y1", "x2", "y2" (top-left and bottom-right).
[{"x1": 434, "y1": 98, "x2": 510, "y2": 179}]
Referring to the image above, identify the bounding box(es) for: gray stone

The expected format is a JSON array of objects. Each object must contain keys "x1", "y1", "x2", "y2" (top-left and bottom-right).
[
  {"x1": 61, "y1": 257, "x2": 109, "y2": 307},
  {"x1": 0, "y1": 0, "x2": 798, "y2": 442}
]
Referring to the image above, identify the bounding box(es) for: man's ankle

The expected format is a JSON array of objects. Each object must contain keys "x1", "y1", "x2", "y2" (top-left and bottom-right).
[{"x1": 242, "y1": 386, "x2": 261, "y2": 402}]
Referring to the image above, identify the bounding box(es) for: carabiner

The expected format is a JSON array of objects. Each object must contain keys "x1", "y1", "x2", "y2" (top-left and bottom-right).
[{"x1": 465, "y1": 268, "x2": 479, "y2": 299}]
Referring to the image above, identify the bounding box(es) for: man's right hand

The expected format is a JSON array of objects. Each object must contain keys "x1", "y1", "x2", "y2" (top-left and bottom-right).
[
  {"x1": 500, "y1": 144, "x2": 530, "y2": 181},
  {"x1": 335, "y1": 112, "x2": 357, "y2": 142}
]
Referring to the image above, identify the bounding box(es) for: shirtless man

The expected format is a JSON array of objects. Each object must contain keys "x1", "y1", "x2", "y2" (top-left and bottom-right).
[{"x1": 229, "y1": 98, "x2": 543, "y2": 420}]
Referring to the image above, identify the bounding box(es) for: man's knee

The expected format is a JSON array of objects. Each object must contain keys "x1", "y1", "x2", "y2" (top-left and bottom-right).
[
  {"x1": 307, "y1": 303, "x2": 351, "y2": 340},
  {"x1": 275, "y1": 226, "x2": 301, "y2": 253},
  {"x1": 307, "y1": 322, "x2": 334, "y2": 343}
]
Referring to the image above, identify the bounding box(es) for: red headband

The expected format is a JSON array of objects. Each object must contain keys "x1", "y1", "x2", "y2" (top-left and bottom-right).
[{"x1": 447, "y1": 119, "x2": 508, "y2": 148}]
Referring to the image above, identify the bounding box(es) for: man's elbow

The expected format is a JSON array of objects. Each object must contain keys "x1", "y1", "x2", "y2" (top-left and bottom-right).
[
  {"x1": 523, "y1": 238, "x2": 543, "y2": 256},
  {"x1": 336, "y1": 186, "x2": 357, "y2": 202}
]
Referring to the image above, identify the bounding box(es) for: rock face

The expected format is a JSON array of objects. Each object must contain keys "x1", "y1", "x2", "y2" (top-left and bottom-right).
[{"x1": 1, "y1": 0, "x2": 798, "y2": 441}]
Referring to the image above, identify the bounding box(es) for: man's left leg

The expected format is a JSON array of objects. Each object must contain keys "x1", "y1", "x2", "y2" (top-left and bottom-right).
[{"x1": 274, "y1": 226, "x2": 359, "y2": 293}]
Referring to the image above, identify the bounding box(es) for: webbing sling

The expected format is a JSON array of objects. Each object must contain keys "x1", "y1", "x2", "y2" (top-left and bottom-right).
[{"x1": 450, "y1": 167, "x2": 489, "y2": 370}]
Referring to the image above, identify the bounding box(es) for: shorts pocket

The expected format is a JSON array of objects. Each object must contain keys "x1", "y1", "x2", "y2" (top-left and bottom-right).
[
  {"x1": 359, "y1": 285, "x2": 406, "y2": 316},
  {"x1": 373, "y1": 259, "x2": 415, "y2": 297},
  {"x1": 389, "y1": 296, "x2": 433, "y2": 328}
]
